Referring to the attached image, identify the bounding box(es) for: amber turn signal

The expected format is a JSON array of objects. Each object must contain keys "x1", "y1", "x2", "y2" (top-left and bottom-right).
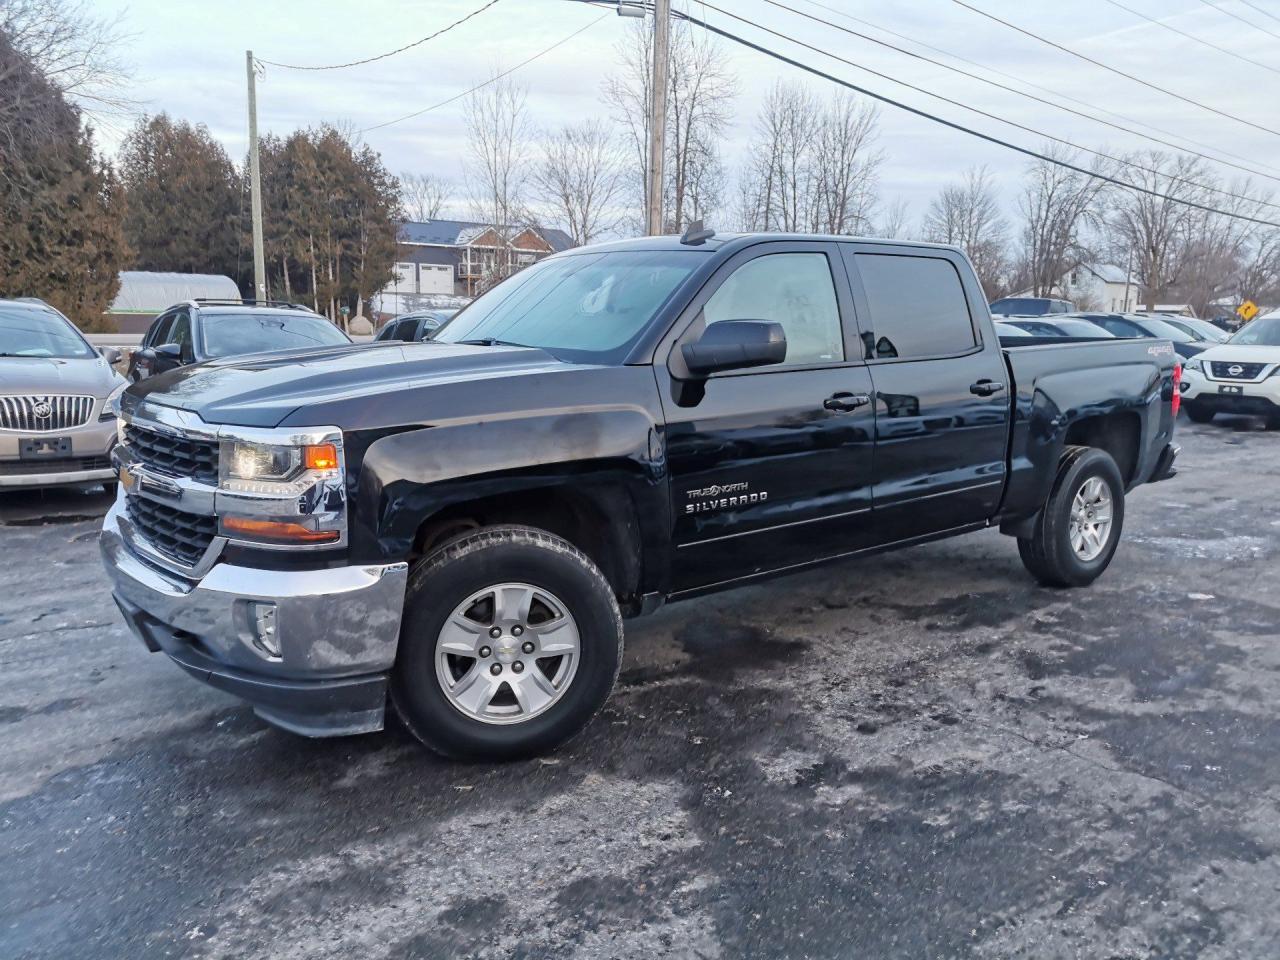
[
  {"x1": 222, "y1": 516, "x2": 340, "y2": 544},
  {"x1": 304, "y1": 443, "x2": 339, "y2": 471}
]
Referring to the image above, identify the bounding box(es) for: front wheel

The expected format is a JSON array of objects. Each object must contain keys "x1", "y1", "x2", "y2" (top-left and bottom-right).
[
  {"x1": 1183, "y1": 402, "x2": 1215, "y2": 424},
  {"x1": 1018, "y1": 446, "x2": 1125, "y2": 588},
  {"x1": 390, "y1": 526, "x2": 623, "y2": 760}
]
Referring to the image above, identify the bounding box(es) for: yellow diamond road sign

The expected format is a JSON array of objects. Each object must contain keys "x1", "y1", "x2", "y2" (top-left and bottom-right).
[{"x1": 1237, "y1": 300, "x2": 1259, "y2": 321}]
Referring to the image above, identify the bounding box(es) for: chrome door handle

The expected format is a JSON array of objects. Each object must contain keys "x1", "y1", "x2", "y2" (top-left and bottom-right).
[
  {"x1": 824, "y1": 392, "x2": 872, "y2": 412},
  {"x1": 970, "y1": 380, "x2": 1006, "y2": 397}
]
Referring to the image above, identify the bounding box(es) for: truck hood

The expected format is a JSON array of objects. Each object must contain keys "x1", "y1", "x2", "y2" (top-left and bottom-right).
[
  {"x1": 0, "y1": 355, "x2": 122, "y2": 397},
  {"x1": 123, "y1": 341, "x2": 573, "y2": 428}
]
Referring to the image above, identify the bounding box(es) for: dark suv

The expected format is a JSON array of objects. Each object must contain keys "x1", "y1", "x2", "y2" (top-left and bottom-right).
[{"x1": 128, "y1": 300, "x2": 351, "y2": 381}]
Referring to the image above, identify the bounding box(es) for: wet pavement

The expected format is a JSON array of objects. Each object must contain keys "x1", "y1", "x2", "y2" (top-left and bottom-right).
[{"x1": 3, "y1": 416, "x2": 1280, "y2": 959}]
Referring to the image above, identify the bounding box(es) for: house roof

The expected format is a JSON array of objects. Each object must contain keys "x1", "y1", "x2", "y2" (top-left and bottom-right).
[
  {"x1": 1083, "y1": 263, "x2": 1135, "y2": 285},
  {"x1": 399, "y1": 219, "x2": 576, "y2": 251}
]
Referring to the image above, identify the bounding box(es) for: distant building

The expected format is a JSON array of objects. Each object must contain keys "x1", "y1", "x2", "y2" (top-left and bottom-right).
[
  {"x1": 380, "y1": 220, "x2": 575, "y2": 312},
  {"x1": 1010, "y1": 263, "x2": 1141, "y2": 313},
  {"x1": 106, "y1": 271, "x2": 240, "y2": 333}
]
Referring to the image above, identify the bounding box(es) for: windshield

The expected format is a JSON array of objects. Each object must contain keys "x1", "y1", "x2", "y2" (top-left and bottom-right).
[
  {"x1": 990, "y1": 298, "x2": 1061, "y2": 316},
  {"x1": 1132, "y1": 316, "x2": 1197, "y2": 343},
  {"x1": 1229, "y1": 316, "x2": 1280, "y2": 346},
  {"x1": 0, "y1": 305, "x2": 95, "y2": 359},
  {"x1": 436, "y1": 250, "x2": 702, "y2": 364},
  {"x1": 1053, "y1": 319, "x2": 1115, "y2": 337},
  {"x1": 201, "y1": 312, "x2": 351, "y2": 358}
]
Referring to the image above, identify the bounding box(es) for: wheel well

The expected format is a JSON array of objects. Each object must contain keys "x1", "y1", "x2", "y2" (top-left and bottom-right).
[
  {"x1": 411, "y1": 486, "x2": 642, "y2": 603},
  {"x1": 1063, "y1": 413, "x2": 1141, "y2": 485}
]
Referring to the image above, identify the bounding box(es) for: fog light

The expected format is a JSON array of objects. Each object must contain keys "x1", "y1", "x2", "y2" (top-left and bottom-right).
[{"x1": 249, "y1": 602, "x2": 280, "y2": 659}]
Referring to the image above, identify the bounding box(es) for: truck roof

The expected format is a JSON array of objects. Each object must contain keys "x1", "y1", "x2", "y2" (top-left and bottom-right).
[{"x1": 562, "y1": 233, "x2": 964, "y2": 258}]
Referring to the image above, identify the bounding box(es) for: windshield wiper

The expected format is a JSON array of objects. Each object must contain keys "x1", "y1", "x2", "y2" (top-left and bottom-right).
[{"x1": 456, "y1": 338, "x2": 522, "y2": 347}]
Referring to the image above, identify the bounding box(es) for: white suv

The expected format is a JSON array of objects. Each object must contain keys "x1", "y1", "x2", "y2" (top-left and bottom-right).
[{"x1": 1180, "y1": 313, "x2": 1280, "y2": 427}]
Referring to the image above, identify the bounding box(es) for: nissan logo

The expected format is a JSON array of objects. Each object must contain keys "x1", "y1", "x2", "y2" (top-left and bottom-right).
[
  {"x1": 1228, "y1": 364, "x2": 1244, "y2": 377},
  {"x1": 32, "y1": 400, "x2": 53, "y2": 419}
]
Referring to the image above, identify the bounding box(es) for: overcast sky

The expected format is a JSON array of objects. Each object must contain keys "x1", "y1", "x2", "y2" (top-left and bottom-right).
[{"x1": 88, "y1": 0, "x2": 1280, "y2": 234}]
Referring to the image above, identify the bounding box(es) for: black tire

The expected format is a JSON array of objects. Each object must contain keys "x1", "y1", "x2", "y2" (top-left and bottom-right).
[
  {"x1": 1266, "y1": 415, "x2": 1280, "y2": 431},
  {"x1": 390, "y1": 525, "x2": 623, "y2": 760},
  {"x1": 1017, "y1": 445, "x2": 1125, "y2": 588},
  {"x1": 1184, "y1": 403, "x2": 1216, "y2": 424}
]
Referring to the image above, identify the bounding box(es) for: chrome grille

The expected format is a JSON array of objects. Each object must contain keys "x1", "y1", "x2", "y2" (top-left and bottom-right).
[
  {"x1": 0, "y1": 395, "x2": 95, "y2": 432},
  {"x1": 123, "y1": 424, "x2": 219, "y2": 483},
  {"x1": 1209, "y1": 361, "x2": 1267, "y2": 381},
  {"x1": 126, "y1": 496, "x2": 217, "y2": 568}
]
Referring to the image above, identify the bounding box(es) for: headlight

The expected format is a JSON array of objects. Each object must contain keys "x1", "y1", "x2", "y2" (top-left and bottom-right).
[
  {"x1": 217, "y1": 436, "x2": 346, "y2": 547},
  {"x1": 1183, "y1": 357, "x2": 1203, "y2": 374},
  {"x1": 100, "y1": 381, "x2": 127, "y2": 421}
]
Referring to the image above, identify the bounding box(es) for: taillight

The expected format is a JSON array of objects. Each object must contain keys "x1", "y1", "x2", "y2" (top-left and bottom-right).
[{"x1": 1171, "y1": 363, "x2": 1182, "y2": 416}]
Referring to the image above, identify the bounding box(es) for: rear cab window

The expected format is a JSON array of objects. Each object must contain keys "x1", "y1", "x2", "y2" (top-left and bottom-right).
[{"x1": 851, "y1": 252, "x2": 977, "y2": 360}]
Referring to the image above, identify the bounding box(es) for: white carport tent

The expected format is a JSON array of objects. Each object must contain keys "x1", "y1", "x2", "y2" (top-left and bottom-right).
[{"x1": 105, "y1": 271, "x2": 241, "y2": 334}]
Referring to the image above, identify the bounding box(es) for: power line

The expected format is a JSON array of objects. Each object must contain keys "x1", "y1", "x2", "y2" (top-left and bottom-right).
[
  {"x1": 1102, "y1": 0, "x2": 1280, "y2": 75},
  {"x1": 257, "y1": 0, "x2": 502, "y2": 70},
  {"x1": 765, "y1": 0, "x2": 1280, "y2": 200},
  {"x1": 1197, "y1": 0, "x2": 1280, "y2": 38},
  {"x1": 739, "y1": 0, "x2": 1280, "y2": 213},
  {"x1": 951, "y1": 0, "x2": 1280, "y2": 139},
  {"x1": 1236, "y1": 0, "x2": 1280, "y2": 26},
  {"x1": 794, "y1": 0, "x2": 1280, "y2": 181},
  {"x1": 359, "y1": 14, "x2": 608, "y2": 133},
  {"x1": 672, "y1": 3, "x2": 1280, "y2": 228}
]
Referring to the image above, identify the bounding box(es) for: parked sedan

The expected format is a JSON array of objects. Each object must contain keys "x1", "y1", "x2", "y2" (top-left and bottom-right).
[
  {"x1": 1158, "y1": 315, "x2": 1230, "y2": 344},
  {"x1": 1073, "y1": 312, "x2": 1208, "y2": 360},
  {"x1": 374, "y1": 309, "x2": 459, "y2": 343},
  {"x1": 128, "y1": 300, "x2": 351, "y2": 381},
  {"x1": 0, "y1": 298, "x2": 124, "y2": 490},
  {"x1": 1002, "y1": 318, "x2": 1117, "y2": 339}
]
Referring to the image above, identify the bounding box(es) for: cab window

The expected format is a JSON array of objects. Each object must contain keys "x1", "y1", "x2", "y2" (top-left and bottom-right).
[{"x1": 702, "y1": 252, "x2": 843, "y2": 366}]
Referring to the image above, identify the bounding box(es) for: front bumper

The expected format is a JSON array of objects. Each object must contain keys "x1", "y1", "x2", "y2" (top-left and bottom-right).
[
  {"x1": 101, "y1": 500, "x2": 409, "y2": 736},
  {"x1": 1181, "y1": 369, "x2": 1280, "y2": 417},
  {"x1": 0, "y1": 417, "x2": 117, "y2": 488}
]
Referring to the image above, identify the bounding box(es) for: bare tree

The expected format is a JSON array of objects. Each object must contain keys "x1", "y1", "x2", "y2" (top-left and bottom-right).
[
  {"x1": 876, "y1": 197, "x2": 912, "y2": 239},
  {"x1": 1018, "y1": 144, "x2": 1110, "y2": 297},
  {"x1": 0, "y1": 0, "x2": 133, "y2": 116},
  {"x1": 532, "y1": 119, "x2": 625, "y2": 247},
  {"x1": 464, "y1": 73, "x2": 532, "y2": 287},
  {"x1": 401, "y1": 172, "x2": 450, "y2": 221},
  {"x1": 924, "y1": 166, "x2": 1009, "y2": 298},
  {"x1": 1235, "y1": 229, "x2": 1280, "y2": 309},
  {"x1": 812, "y1": 92, "x2": 881, "y2": 235},
  {"x1": 739, "y1": 81, "x2": 881, "y2": 235},
  {"x1": 603, "y1": 18, "x2": 736, "y2": 233},
  {"x1": 1104, "y1": 150, "x2": 1209, "y2": 310}
]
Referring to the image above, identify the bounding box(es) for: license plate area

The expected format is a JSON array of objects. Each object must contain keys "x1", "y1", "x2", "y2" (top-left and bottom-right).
[
  {"x1": 20, "y1": 436, "x2": 71, "y2": 458},
  {"x1": 1218, "y1": 385, "x2": 1244, "y2": 395}
]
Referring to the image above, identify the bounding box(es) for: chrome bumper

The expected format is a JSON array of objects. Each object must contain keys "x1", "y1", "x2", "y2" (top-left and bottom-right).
[{"x1": 100, "y1": 500, "x2": 409, "y2": 736}]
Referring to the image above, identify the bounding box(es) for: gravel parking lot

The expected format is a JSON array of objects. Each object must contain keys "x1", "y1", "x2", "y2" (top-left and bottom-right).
[{"x1": 2, "y1": 415, "x2": 1279, "y2": 959}]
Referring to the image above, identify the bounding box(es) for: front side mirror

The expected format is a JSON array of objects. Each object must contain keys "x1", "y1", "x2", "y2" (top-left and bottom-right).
[
  {"x1": 99, "y1": 346, "x2": 121, "y2": 365},
  {"x1": 153, "y1": 343, "x2": 183, "y2": 365},
  {"x1": 682, "y1": 320, "x2": 787, "y2": 377}
]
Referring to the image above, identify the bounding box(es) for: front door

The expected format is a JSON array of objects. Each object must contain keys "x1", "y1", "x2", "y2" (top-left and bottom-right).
[
  {"x1": 840, "y1": 244, "x2": 1011, "y2": 542},
  {"x1": 657, "y1": 242, "x2": 877, "y2": 593}
]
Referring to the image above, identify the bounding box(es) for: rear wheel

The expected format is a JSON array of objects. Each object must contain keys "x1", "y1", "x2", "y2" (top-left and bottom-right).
[
  {"x1": 1018, "y1": 446, "x2": 1125, "y2": 588},
  {"x1": 391, "y1": 526, "x2": 623, "y2": 760},
  {"x1": 1184, "y1": 402, "x2": 1216, "y2": 423}
]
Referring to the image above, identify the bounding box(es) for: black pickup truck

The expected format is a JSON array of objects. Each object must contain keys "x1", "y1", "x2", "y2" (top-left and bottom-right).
[{"x1": 101, "y1": 233, "x2": 1180, "y2": 759}]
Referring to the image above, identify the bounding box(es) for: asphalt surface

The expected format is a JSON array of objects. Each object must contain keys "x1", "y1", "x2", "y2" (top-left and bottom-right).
[{"x1": 3, "y1": 415, "x2": 1280, "y2": 959}]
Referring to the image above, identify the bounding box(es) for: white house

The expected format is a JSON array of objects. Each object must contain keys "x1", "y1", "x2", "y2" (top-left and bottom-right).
[{"x1": 1011, "y1": 263, "x2": 1141, "y2": 312}]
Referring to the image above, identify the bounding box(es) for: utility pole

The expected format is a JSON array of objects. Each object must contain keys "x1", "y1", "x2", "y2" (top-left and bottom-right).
[
  {"x1": 246, "y1": 51, "x2": 268, "y2": 302},
  {"x1": 645, "y1": 0, "x2": 670, "y2": 236}
]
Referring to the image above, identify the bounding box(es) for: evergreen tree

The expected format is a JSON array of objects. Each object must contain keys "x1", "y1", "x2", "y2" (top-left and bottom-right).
[
  {"x1": 0, "y1": 28, "x2": 127, "y2": 330},
  {"x1": 117, "y1": 113, "x2": 243, "y2": 282}
]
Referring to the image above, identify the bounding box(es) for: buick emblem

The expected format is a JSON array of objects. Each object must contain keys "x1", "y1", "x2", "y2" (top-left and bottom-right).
[
  {"x1": 32, "y1": 400, "x2": 52, "y2": 419},
  {"x1": 1228, "y1": 364, "x2": 1244, "y2": 377}
]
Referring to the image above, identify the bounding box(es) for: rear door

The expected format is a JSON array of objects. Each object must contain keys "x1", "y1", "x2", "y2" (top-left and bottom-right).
[
  {"x1": 658, "y1": 240, "x2": 877, "y2": 592},
  {"x1": 840, "y1": 244, "x2": 1011, "y2": 542}
]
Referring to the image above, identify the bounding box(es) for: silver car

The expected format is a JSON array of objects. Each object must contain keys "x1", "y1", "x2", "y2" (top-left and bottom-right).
[{"x1": 0, "y1": 299, "x2": 124, "y2": 490}]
